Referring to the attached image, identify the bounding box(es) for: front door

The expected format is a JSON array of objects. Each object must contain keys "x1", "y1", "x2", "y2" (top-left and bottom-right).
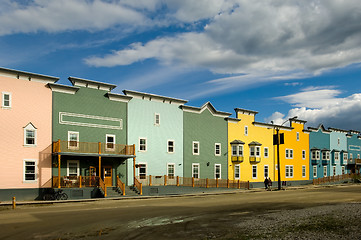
[
  {"x1": 103, "y1": 166, "x2": 112, "y2": 186},
  {"x1": 90, "y1": 166, "x2": 97, "y2": 186}
]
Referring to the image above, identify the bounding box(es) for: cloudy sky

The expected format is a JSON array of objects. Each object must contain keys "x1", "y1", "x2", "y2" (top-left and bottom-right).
[{"x1": 1, "y1": 0, "x2": 361, "y2": 130}]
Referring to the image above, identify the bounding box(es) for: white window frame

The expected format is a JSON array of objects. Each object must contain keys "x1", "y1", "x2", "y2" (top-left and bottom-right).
[
  {"x1": 167, "y1": 163, "x2": 175, "y2": 178},
  {"x1": 154, "y1": 113, "x2": 160, "y2": 126},
  {"x1": 214, "y1": 164, "x2": 221, "y2": 179},
  {"x1": 285, "y1": 149, "x2": 293, "y2": 159},
  {"x1": 323, "y1": 166, "x2": 327, "y2": 177},
  {"x1": 264, "y1": 147, "x2": 269, "y2": 158},
  {"x1": 68, "y1": 131, "x2": 79, "y2": 149},
  {"x1": 192, "y1": 163, "x2": 200, "y2": 178},
  {"x1": 334, "y1": 152, "x2": 339, "y2": 161},
  {"x1": 215, "y1": 143, "x2": 221, "y2": 156},
  {"x1": 23, "y1": 159, "x2": 37, "y2": 182},
  {"x1": 234, "y1": 164, "x2": 240, "y2": 179},
  {"x1": 138, "y1": 163, "x2": 147, "y2": 179},
  {"x1": 350, "y1": 153, "x2": 353, "y2": 159},
  {"x1": 264, "y1": 165, "x2": 269, "y2": 178},
  {"x1": 105, "y1": 134, "x2": 116, "y2": 151},
  {"x1": 302, "y1": 165, "x2": 306, "y2": 178},
  {"x1": 139, "y1": 137, "x2": 147, "y2": 152},
  {"x1": 337, "y1": 138, "x2": 340, "y2": 145},
  {"x1": 302, "y1": 150, "x2": 306, "y2": 160},
  {"x1": 244, "y1": 126, "x2": 248, "y2": 136},
  {"x1": 167, "y1": 140, "x2": 175, "y2": 153},
  {"x1": 342, "y1": 166, "x2": 345, "y2": 175},
  {"x1": 24, "y1": 123, "x2": 37, "y2": 147},
  {"x1": 2, "y1": 92, "x2": 11, "y2": 109},
  {"x1": 67, "y1": 160, "x2": 80, "y2": 177},
  {"x1": 231, "y1": 145, "x2": 244, "y2": 156},
  {"x1": 250, "y1": 146, "x2": 261, "y2": 157},
  {"x1": 252, "y1": 165, "x2": 257, "y2": 179},
  {"x1": 313, "y1": 166, "x2": 317, "y2": 178},
  {"x1": 296, "y1": 132, "x2": 299, "y2": 141},
  {"x1": 343, "y1": 153, "x2": 348, "y2": 161},
  {"x1": 285, "y1": 165, "x2": 294, "y2": 178},
  {"x1": 333, "y1": 166, "x2": 336, "y2": 176},
  {"x1": 192, "y1": 141, "x2": 200, "y2": 155}
]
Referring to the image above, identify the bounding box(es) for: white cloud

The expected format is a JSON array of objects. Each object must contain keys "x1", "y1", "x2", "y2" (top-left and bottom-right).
[{"x1": 267, "y1": 89, "x2": 361, "y2": 131}]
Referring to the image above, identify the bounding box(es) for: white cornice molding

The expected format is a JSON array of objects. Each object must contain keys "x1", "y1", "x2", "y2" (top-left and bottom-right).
[
  {"x1": 123, "y1": 89, "x2": 188, "y2": 105},
  {"x1": 48, "y1": 83, "x2": 79, "y2": 94},
  {"x1": 0, "y1": 67, "x2": 59, "y2": 84},
  {"x1": 68, "y1": 77, "x2": 116, "y2": 91}
]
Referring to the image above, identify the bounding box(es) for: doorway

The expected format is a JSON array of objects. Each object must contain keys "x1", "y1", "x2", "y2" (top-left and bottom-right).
[{"x1": 103, "y1": 166, "x2": 113, "y2": 186}]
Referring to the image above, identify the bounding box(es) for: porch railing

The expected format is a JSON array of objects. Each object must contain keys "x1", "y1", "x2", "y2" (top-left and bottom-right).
[
  {"x1": 52, "y1": 176, "x2": 99, "y2": 188},
  {"x1": 99, "y1": 178, "x2": 107, "y2": 197},
  {"x1": 53, "y1": 140, "x2": 135, "y2": 156},
  {"x1": 117, "y1": 176, "x2": 126, "y2": 196},
  {"x1": 134, "y1": 177, "x2": 143, "y2": 195},
  {"x1": 312, "y1": 173, "x2": 356, "y2": 185},
  {"x1": 136, "y1": 175, "x2": 249, "y2": 189}
]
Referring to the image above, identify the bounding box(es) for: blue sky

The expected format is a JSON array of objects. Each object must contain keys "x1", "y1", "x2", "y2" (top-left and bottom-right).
[{"x1": 1, "y1": 0, "x2": 361, "y2": 130}]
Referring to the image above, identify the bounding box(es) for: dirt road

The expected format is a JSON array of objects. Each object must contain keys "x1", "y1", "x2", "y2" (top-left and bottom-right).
[{"x1": 1, "y1": 184, "x2": 361, "y2": 239}]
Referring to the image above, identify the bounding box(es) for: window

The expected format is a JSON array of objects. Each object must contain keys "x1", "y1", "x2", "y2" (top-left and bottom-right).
[
  {"x1": 192, "y1": 141, "x2": 200, "y2": 155},
  {"x1": 234, "y1": 165, "x2": 240, "y2": 179},
  {"x1": 68, "y1": 131, "x2": 79, "y2": 149},
  {"x1": 275, "y1": 164, "x2": 278, "y2": 171},
  {"x1": 323, "y1": 166, "x2": 327, "y2": 177},
  {"x1": 139, "y1": 138, "x2": 147, "y2": 152},
  {"x1": 154, "y1": 113, "x2": 160, "y2": 126},
  {"x1": 244, "y1": 126, "x2": 248, "y2": 136},
  {"x1": 215, "y1": 143, "x2": 221, "y2": 156},
  {"x1": 2, "y1": 92, "x2": 11, "y2": 108},
  {"x1": 342, "y1": 166, "x2": 345, "y2": 175},
  {"x1": 333, "y1": 166, "x2": 336, "y2": 176},
  {"x1": 192, "y1": 163, "x2": 200, "y2": 178},
  {"x1": 24, "y1": 123, "x2": 37, "y2": 146},
  {"x1": 312, "y1": 150, "x2": 320, "y2": 160},
  {"x1": 350, "y1": 153, "x2": 353, "y2": 159},
  {"x1": 232, "y1": 145, "x2": 237, "y2": 156},
  {"x1": 139, "y1": 163, "x2": 147, "y2": 179},
  {"x1": 264, "y1": 147, "x2": 269, "y2": 158},
  {"x1": 167, "y1": 140, "x2": 175, "y2": 153},
  {"x1": 285, "y1": 149, "x2": 293, "y2": 159},
  {"x1": 167, "y1": 164, "x2": 175, "y2": 178},
  {"x1": 337, "y1": 138, "x2": 340, "y2": 145},
  {"x1": 232, "y1": 145, "x2": 243, "y2": 157},
  {"x1": 358, "y1": 154, "x2": 360, "y2": 159},
  {"x1": 285, "y1": 165, "x2": 294, "y2": 178},
  {"x1": 67, "y1": 160, "x2": 79, "y2": 177},
  {"x1": 343, "y1": 153, "x2": 348, "y2": 161},
  {"x1": 313, "y1": 166, "x2": 317, "y2": 178},
  {"x1": 252, "y1": 165, "x2": 257, "y2": 179},
  {"x1": 24, "y1": 160, "x2": 36, "y2": 182},
  {"x1": 250, "y1": 146, "x2": 261, "y2": 157},
  {"x1": 106, "y1": 134, "x2": 115, "y2": 150},
  {"x1": 302, "y1": 150, "x2": 306, "y2": 160},
  {"x1": 302, "y1": 165, "x2": 306, "y2": 178},
  {"x1": 296, "y1": 132, "x2": 299, "y2": 141},
  {"x1": 264, "y1": 165, "x2": 269, "y2": 178},
  {"x1": 322, "y1": 151, "x2": 330, "y2": 160},
  {"x1": 334, "y1": 152, "x2": 339, "y2": 161},
  {"x1": 214, "y1": 164, "x2": 221, "y2": 179}
]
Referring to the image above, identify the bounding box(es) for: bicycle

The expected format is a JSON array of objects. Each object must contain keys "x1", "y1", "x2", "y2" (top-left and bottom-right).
[{"x1": 43, "y1": 189, "x2": 68, "y2": 200}]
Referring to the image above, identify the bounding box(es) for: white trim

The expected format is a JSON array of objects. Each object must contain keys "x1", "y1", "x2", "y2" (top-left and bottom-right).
[
  {"x1": 264, "y1": 147, "x2": 269, "y2": 158},
  {"x1": 215, "y1": 143, "x2": 221, "y2": 156},
  {"x1": 192, "y1": 163, "x2": 200, "y2": 178},
  {"x1": 285, "y1": 165, "x2": 294, "y2": 178},
  {"x1": 234, "y1": 164, "x2": 240, "y2": 180},
  {"x1": 67, "y1": 160, "x2": 80, "y2": 177},
  {"x1": 59, "y1": 112, "x2": 122, "y2": 130},
  {"x1": 313, "y1": 165, "x2": 317, "y2": 178},
  {"x1": 333, "y1": 166, "x2": 336, "y2": 176},
  {"x1": 244, "y1": 126, "x2": 248, "y2": 136},
  {"x1": 264, "y1": 165, "x2": 269, "y2": 178},
  {"x1": 138, "y1": 162, "x2": 147, "y2": 179},
  {"x1": 167, "y1": 163, "x2": 175, "y2": 178},
  {"x1": 214, "y1": 164, "x2": 221, "y2": 179},
  {"x1": 154, "y1": 113, "x2": 160, "y2": 126},
  {"x1": 285, "y1": 149, "x2": 293, "y2": 159},
  {"x1": 23, "y1": 123, "x2": 37, "y2": 147},
  {"x1": 139, "y1": 137, "x2": 147, "y2": 152},
  {"x1": 296, "y1": 132, "x2": 300, "y2": 141},
  {"x1": 252, "y1": 165, "x2": 257, "y2": 179},
  {"x1": 2, "y1": 92, "x2": 11, "y2": 109},
  {"x1": 302, "y1": 165, "x2": 306, "y2": 178},
  {"x1": 105, "y1": 134, "x2": 116, "y2": 151},
  {"x1": 192, "y1": 141, "x2": 200, "y2": 155},
  {"x1": 302, "y1": 150, "x2": 306, "y2": 160},
  {"x1": 68, "y1": 131, "x2": 79, "y2": 149},
  {"x1": 323, "y1": 166, "x2": 327, "y2": 177},
  {"x1": 167, "y1": 140, "x2": 175, "y2": 153},
  {"x1": 23, "y1": 159, "x2": 37, "y2": 183}
]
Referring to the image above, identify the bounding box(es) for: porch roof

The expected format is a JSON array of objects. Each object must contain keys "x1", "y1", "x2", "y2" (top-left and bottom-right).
[{"x1": 54, "y1": 152, "x2": 135, "y2": 158}]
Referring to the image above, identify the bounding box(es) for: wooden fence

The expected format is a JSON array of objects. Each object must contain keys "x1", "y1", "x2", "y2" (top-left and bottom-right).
[{"x1": 312, "y1": 173, "x2": 359, "y2": 185}]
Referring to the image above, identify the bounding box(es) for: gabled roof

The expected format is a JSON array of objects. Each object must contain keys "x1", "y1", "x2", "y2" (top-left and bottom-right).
[
  {"x1": 0, "y1": 67, "x2": 59, "y2": 84},
  {"x1": 181, "y1": 101, "x2": 231, "y2": 118},
  {"x1": 230, "y1": 140, "x2": 245, "y2": 145},
  {"x1": 311, "y1": 147, "x2": 320, "y2": 151},
  {"x1": 321, "y1": 148, "x2": 330, "y2": 152},
  {"x1": 123, "y1": 90, "x2": 188, "y2": 105},
  {"x1": 68, "y1": 77, "x2": 117, "y2": 91},
  {"x1": 248, "y1": 141, "x2": 262, "y2": 146},
  {"x1": 308, "y1": 124, "x2": 331, "y2": 133},
  {"x1": 106, "y1": 92, "x2": 132, "y2": 103}
]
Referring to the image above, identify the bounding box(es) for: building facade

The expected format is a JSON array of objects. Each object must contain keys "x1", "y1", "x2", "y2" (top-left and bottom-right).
[
  {"x1": 346, "y1": 131, "x2": 361, "y2": 174},
  {"x1": 182, "y1": 102, "x2": 231, "y2": 180},
  {"x1": 329, "y1": 128, "x2": 348, "y2": 176},
  {"x1": 0, "y1": 67, "x2": 58, "y2": 201}
]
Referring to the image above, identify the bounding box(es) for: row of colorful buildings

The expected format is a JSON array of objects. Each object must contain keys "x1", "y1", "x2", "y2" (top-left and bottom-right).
[{"x1": 1, "y1": 67, "x2": 360, "y2": 200}]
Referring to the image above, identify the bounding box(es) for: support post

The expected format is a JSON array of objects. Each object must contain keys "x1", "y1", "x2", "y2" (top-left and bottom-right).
[
  {"x1": 216, "y1": 178, "x2": 219, "y2": 188},
  {"x1": 58, "y1": 155, "x2": 61, "y2": 188},
  {"x1": 164, "y1": 175, "x2": 167, "y2": 186},
  {"x1": 12, "y1": 197, "x2": 16, "y2": 210},
  {"x1": 149, "y1": 175, "x2": 152, "y2": 186},
  {"x1": 79, "y1": 175, "x2": 82, "y2": 188},
  {"x1": 276, "y1": 128, "x2": 281, "y2": 190},
  {"x1": 98, "y1": 142, "x2": 101, "y2": 184},
  {"x1": 206, "y1": 178, "x2": 209, "y2": 188},
  {"x1": 133, "y1": 157, "x2": 136, "y2": 186},
  {"x1": 176, "y1": 176, "x2": 179, "y2": 186},
  {"x1": 192, "y1": 177, "x2": 194, "y2": 187}
]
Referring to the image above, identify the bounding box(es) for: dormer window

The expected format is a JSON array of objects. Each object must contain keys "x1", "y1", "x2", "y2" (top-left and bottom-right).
[{"x1": 24, "y1": 123, "x2": 37, "y2": 147}]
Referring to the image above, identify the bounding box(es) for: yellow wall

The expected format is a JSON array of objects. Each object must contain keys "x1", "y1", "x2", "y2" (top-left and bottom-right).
[
  {"x1": 275, "y1": 121, "x2": 310, "y2": 181},
  {"x1": 228, "y1": 111, "x2": 274, "y2": 182}
]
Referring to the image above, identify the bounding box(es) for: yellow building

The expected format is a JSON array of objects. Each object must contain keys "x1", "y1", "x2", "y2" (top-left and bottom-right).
[
  {"x1": 227, "y1": 108, "x2": 274, "y2": 183},
  {"x1": 275, "y1": 119, "x2": 310, "y2": 183}
]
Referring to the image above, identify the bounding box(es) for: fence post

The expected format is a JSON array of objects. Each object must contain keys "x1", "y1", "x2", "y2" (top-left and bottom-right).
[
  {"x1": 206, "y1": 178, "x2": 209, "y2": 188},
  {"x1": 227, "y1": 179, "x2": 229, "y2": 188},
  {"x1": 164, "y1": 175, "x2": 167, "y2": 186},
  {"x1": 192, "y1": 177, "x2": 194, "y2": 187},
  {"x1": 12, "y1": 197, "x2": 16, "y2": 210},
  {"x1": 79, "y1": 175, "x2": 82, "y2": 188},
  {"x1": 247, "y1": 181, "x2": 250, "y2": 190},
  {"x1": 140, "y1": 183, "x2": 142, "y2": 195},
  {"x1": 177, "y1": 176, "x2": 179, "y2": 186},
  {"x1": 216, "y1": 178, "x2": 219, "y2": 188},
  {"x1": 238, "y1": 180, "x2": 240, "y2": 189},
  {"x1": 149, "y1": 175, "x2": 152, "y2": 186}
]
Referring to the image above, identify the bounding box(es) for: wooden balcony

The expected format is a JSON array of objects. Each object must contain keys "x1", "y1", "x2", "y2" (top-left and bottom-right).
[
  {"x1": 231, "y1": 156, "x2": 244, "y2": 163},
  {"x1": 53, "y1": 140, "x2": 135, "y2": 156},
  {"x1": 249, "y1": 157, "x2": 261, "y2": 163}
]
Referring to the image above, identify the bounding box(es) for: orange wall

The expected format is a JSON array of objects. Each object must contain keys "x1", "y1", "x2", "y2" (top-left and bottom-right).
[{"x1": 0, "y1": 76, "x2": 52, "y2": 189}]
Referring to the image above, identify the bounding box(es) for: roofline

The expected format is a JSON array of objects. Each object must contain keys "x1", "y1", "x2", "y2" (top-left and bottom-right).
[
  {"x1": 253, "y1": 121, "x2": 293, "y2": 130},
  {"x1": 0, "y1": 67, "x2": 59, "y2": 83},
  {"x1": 123, "y1": 89, "x2": 188, "y2": 104},
  {"x1": 48, "y1": 83, "x2": 80, "y2": 93},
  {"x1": 181, "y1": 101, "x2": 231, "y2": 117},
  {"x1": 68, "y1": 76, "x2": 117, "y2": 90},
  {"x1": 234, "y1": 108, "x2": 258, "y2": 115},
  {"x1": 328, "y1": 127, "x2": 349, "y2": 133}
]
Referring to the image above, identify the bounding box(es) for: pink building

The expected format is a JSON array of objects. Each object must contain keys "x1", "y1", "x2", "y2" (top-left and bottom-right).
[{"x1": 0, "y1": 67, "x2": 58, "y2": 201}]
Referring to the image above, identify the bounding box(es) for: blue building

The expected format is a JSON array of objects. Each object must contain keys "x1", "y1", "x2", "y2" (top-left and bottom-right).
[
  {"x1": 346, "y1": 130, "x2": 361, "y2": 174},
  {"x1": 328, "y1": 128, "x2": 348, "y2": 176}
]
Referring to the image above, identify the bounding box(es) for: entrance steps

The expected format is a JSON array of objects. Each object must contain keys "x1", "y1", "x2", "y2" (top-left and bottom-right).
[{"x1": 104, "y1": 186, "x2": 140, "y2": 198}]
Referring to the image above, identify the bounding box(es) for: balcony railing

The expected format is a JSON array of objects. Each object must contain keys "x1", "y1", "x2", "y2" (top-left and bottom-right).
[
  {"x1": 53, "y1": 140, "x2": 135, "y2": 156},
  {"x1": 321, "y1": 159, "x2": 329, "y2": 165},
  {"x1": 249, "y1": 156, "x2": 261, "y2": 163},
  {"x1": 231, "y1": 156, "x2": 244, "y2": 163},
  {"x1": 311, "y1": 159, "x2": 319, "y2": 165},
  {"x1": 52, "y1": 176, "x2": 99, "y2": 188},
  {"x1": 356, "y1": 159, "x2": 361, "y2": 165}
]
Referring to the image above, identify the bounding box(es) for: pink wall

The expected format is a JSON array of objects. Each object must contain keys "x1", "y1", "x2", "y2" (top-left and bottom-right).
[{"x1": 0, "y1": 76, "x2": 53, "y2": 189}]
